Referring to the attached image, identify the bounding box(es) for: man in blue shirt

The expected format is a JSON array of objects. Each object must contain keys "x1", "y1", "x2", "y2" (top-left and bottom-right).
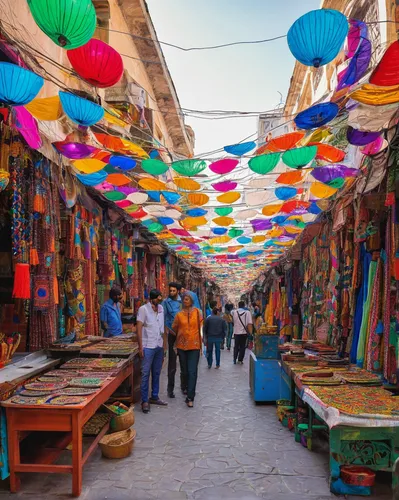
[
  {"x1": 163, "y1": 282, "x2": 182, "y2": 398},
  {"x1": 100, "y1": 286, "x2": 123, "y2": 337}
]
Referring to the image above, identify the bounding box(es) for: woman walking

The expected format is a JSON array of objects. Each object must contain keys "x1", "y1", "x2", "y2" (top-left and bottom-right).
[
  {"x1": 204, "y1": 302, "x2": 227, "y2": 369},
  {"x1": 223, "y1": 303, "x2": 234, "y2": 351},
  {"x1": 172, "y1": 293, "x2": 202, "y2": 407}
]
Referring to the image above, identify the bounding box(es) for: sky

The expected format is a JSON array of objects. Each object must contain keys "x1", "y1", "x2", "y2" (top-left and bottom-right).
[{"x1": 146, "y1": 0, "x2": 320, "y2": 157}]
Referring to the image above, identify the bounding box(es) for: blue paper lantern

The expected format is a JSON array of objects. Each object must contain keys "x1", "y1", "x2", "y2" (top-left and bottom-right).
[
  {"x1": 237, "y1": 236, "x2": 251, "y2": 244},
  {"x1": 147, "y1": 191, "x2": 162, "y2": 202},
  {"x1": 287, "y1": 9, "x2": 348, "y2": 68},
  {"x1": 187, "y1": 208, "x2": 207, "y2": 217},
  {"x1": 162, "y1": 191, "x2": 181, "y2": 204},
  {"x1": 275, "y1": 187, "x2": 297, "y2": 200},
  {"x1": 158, "y1": 217, "x2": 174, "y2": 226},
  {"x1": 294, "y1": 102, "x2": 339, "y2": 130},
  {"x1": 224, "y1": 141, "x2": 256, "y2": 156},
  {"x1": 109, "y1": 156, "x2": 137, "y2": 171},
  {"x1": 76, "y1": 171, "x2": 107, "y2": 186},
  {"x1": 59, "y1": 91, "x2": 104, "y2": 126},
  {"x1": 0, "y1": 63, "x2": 43, "y2": 105},
  {"x1": 212, "y1": 228, "x2": 227, "y2": 235}
]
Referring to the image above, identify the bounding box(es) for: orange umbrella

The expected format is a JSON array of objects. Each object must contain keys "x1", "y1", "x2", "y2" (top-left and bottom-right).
[
  {"x1": 257, "y1": 132, "x2": 305, "y2": 154},
  {"x1": 276, "y1": 170, "x2": 305, "y2": 185},
  {"x1": 107, "y1": 173, "x2": 132, "y2": 186},
  {"x1": 217, "y1": 192, "x2": 241, "y2": 204},
  {"x1": 173, "y1": 178, "x2": 201, "y2": 191},
  {"x1": 262, "y1": 203, "x2": 283, "y2": 216},
  {"x1": 315, "y1": 144, "x2": 346, "y2": 163},
  {"x1": 187, "y1": 193, "x2": 209, "y2": 206}
]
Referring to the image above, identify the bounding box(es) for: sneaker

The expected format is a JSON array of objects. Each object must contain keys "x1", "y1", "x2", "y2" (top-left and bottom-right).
[{"x1": 215, "y1": 366, "x2": 220, "y2": 369}]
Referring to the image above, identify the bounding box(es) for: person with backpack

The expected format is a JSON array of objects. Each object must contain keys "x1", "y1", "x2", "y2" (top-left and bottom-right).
[{"x1": 231, "y1": 301, "x2": 253, "y2": 365}]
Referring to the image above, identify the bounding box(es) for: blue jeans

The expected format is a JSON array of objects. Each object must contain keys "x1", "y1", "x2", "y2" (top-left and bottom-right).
[
  {"x1": 226, "y1": 324, "x2": 233, "y2": 349},
  {"x1": 140, "y1": 346, "x2": 164, "y2": 403},
  {"x1": 207, "y1": 339, "x2": 222, "y2": 367}
]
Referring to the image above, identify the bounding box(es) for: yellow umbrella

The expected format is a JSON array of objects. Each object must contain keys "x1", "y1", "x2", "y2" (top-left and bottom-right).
[
  {"x1": 217, "y1": 191, "x2": 241, "y2": 204},
  {"x1": 25, "y1": 96, "x2": 63, "y2": 121},
  {"x1": 173, "y1": 178, "x2": 201, "y2": 191},
  {"x1": 351, "y1": 84, "x2": 399, "y2": 106},
  {"x1": 73, "y1": 158, "x2": 106, "y2": 174},
  {"x1": 139, "y1": 178, "x2": 166, "y2": 190},
  {"x1": 310, "y1": 181, "x2": 338, "y2": 199},
  {"x1": 213, "y1": 216, "x2": 235, "y2": 226},
  {"x1": 187, "y1": 193, "x2": 209, "y2": 206},
  {"x1": 262, "y1": 203, "x2": 283, "y2": 216}
]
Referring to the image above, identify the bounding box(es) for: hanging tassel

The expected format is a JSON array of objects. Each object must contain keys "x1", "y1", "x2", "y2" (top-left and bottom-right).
[
  {"x1": 12, "y1": 263, "x2": 31, "y2": 299},
  {"x1": 33, "y1": 194, "x2": 45, "y2": 214},
  {"x1": 30, "y1": 248, "x2": 39, "y2": 266},
  {"x1": 53, "y1": 276, "x2": 59, "y2": 305}
]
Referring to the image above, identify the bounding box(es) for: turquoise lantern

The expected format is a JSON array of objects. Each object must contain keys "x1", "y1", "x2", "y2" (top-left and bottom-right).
[{"x1": 287, "y1": 9, "x2": 348, "y2": 68}]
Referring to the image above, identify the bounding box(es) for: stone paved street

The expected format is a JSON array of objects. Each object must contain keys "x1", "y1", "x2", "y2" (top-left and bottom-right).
[{"x1": 0, "y1": 349, "x2": 392, "y2": 499}]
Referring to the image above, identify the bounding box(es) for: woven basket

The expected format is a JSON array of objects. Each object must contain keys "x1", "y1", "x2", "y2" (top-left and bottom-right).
[
  {"x1": 99, "y1": 428, "x2": 136, "y2": 459},
  {"x1": 110, "y1": 406, "x2": 135, "y2": 432}
]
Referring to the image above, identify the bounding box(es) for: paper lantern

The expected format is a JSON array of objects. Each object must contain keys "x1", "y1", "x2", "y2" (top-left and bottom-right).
[
  {"x1": 0, "y1": 63, "x2": 43, "y2": 105},
  {"x1": 295, "y1": 102, "x2": 339, "y2": 130},
  {"x1": 346, "y1": 127, "x2": 381, "y2": 146},
  {"x1": 25, "y1": 95, "x2": 62, "y2": 120},
  {"x1": 76, "y1": 171, "x2": 107, "y2": 186},
  {"x1": 370, "y1": 41, "x2": 399, "y2": 87},
  {"x1": 316, "y1": 144, "x2": 345, "y2": 163},
  {"x1": 259, "y1": 132, "x2": 305, "y2": 153},
  {"x1": 213, "y1": 216, "x2": 235, "y2": 227},
  {"x1": 247, "y1": 178, "x2": 272, "y2": 189},
  {"x1": 280, "y1": 200, "x2": 310, "y2": 214},
  {"x1": 120, "y1": 139, "x2": 148, "y2": 158},
  {"x1": 93, "y1": 150, "x2": 111, "y2": 162},
  {"x1": 209, "y1": 158, "x2": 238, "y2": 174},
  {"x1": 251, "y1": 219, "x2": 272, "y2": 231},
  {"x1": 147, "y1": 191, "x2": 162, "y2": 202},
  {"x1": 162, "y1": 191, "x2": 181, "y2": 205},
  {"x1": 310, "y1": 182, "x2": 338, "y2": 199},
  {"x1": 109, "y1": 156, "x2": 137, "y2": 171},
  {"x1": 217, "y1": 192, "x2": 241, "y2": 204},
  {"x1": 248, "y1": 153, "x2": 280, "y2": 174},
  {"x1": 224, "y1": 141, "x2": 256, "y2": 156},
  {"x1": 287, "y1": 9, "x2": 348, "y2": 68},
  {"x1": 235, "y1": 209, "x2": 258, "y2": 220},
  {"x1": 165, "y1": 209, "x2": 182, "y2": 219},
  {"x1": 59, "y1": 91, "x2": 104, "y2": 126},
  {"x1": 214, "y1": 207, "x2": 233, "y2": 216},
  {"x1": 282, "y1": 146, "x2": 317, "y2": 168},
  {"x1": 127, "y1": 192, "x2": 148, "y2": 204},
  {"x1": 12, "y1": 107, "x2": 42, "y2": 149},
  {"x1": 173, "y1": 178, "x2": 201, "y2": 191},
  {"x1": 360, "y1": 136, "x2": 387, "y2": 156},
  {"x1": 107, "y1": 173, "x2": 131, "y2": 186},
  {"x1": 67, "y1": 39, "x2": 123, "y2": 88},
  {"x1": 262, "y1": 204, "x2": 283, "y2": 216},
  {"x1": 246, "y1": 190, "x2": 274, "y2": 207},
  {"x1": 27, "y1": 0, "x2": 96, "y2": 49},
  {"x1": 275, "y1": 187, "x2": 297, "y2": 201},
  {"x1": 337, "y1": 37, "x2": 371, "y2": 90},
  {"x1": 187, "y1": 193, "x2": 209, "y2": 206},
  {"x1": 351, "y1": 84, "x2": 399, "y2": 106},
  {"x1": 252, "y1": 235, "x2": 266, "y2": 243},
  {"x1": 212, "y1": 227, "x2": 227, "y2": 235},
  {"x1": 172, "y1": 159, "x2": 207, "y2": 177},
  {"x1": 311, "y1": 165, "x2": 358, "y2": 183},
  {"x1": 73, "y1": 158, "x2": 106, "y2": 174},
  {"x1": 157, "y1": 217, "x2": 175, "y2": 226},
  {"x1": 304, "y1": 128, "x2": 333, "y2": 145},
  {"x1": 141, "y1": 159, "x2": 168, "y2": 175},
  {"x1": 139, "y1": 178, "x2": 166, "y2": 190},
  {"x1": 210, "y1": 235, "x2": 230, "y2": 244},
  {"x1": 237, "y1": 236, "x2": 251, "y2": 244},
  {"x1": 53, "y1": 141, "x2": 97, "y2": 159},
  {"x1": 103, "y1": 191, "x2": 126, "y2": 202},
  {"x1": 276, "y1": 171, "x2": 304, "y2": 185},
  {"x1": 148, "y1": 222, "x2": 164, "y2": 234},
  {"x1": 212, "y1": 180, "x2": 237, "y2": 192},
  {"x1": 187, "y1": 208, "x2": 207, "y2": 217}
]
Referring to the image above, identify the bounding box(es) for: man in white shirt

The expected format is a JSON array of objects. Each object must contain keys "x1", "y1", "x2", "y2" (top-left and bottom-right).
[
  {"x1": 137, "y1": 289, "x2": 167, "y2": 413},
  {"x1": 232, "y1": 301, "x2": 253, "y2": 365}
]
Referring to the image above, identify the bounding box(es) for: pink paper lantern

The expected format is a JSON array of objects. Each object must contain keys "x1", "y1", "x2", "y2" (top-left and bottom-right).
[
  {"x1": 212, "y1": 180, "x2": 238, "y2": 192},
  {"x1": 209, "y1": 158, "x2": 239, "y2": 174}
]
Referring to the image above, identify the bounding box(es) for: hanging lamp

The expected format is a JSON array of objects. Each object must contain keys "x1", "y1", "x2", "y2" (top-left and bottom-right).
[
  {"x1": 67, "y1": 39, "x2": 123, "y2": 88},
  {"x1": 287, "y1": 9, "x2": 348, "y2": 68},
  {"x1": 0, "y1": 63, "x2": 43, "y2": 106},
  {"x1": 27, "y1": 0, "x2": 96, "y2": 49}
]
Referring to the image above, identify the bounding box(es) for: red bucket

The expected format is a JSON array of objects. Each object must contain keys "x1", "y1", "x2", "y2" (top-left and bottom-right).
[{"x1": 341, "y1": 466, "x2": 376, "y2": 487}]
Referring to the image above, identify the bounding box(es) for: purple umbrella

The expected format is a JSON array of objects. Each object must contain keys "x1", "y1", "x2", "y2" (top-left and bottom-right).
[
  {"x1": 347, "y1": 127, "x2": 381, "y2": 146},
  {"x1": 53, "y1": 142, "x2": 98, "y2": 159},
  {"x1": 250, "y1": 219, "x2": 272, "y2": 231},
  {"x1": 312, "y1": 165, "x2": 359, "y2": 183}
]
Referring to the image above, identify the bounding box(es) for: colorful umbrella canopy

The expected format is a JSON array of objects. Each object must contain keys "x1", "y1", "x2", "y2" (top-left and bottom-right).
[{"x1": 294, "y1": 102, "x2": 339, "y2": 129}]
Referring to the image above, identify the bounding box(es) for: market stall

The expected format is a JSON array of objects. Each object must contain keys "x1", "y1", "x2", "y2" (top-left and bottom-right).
[{"x1": 1, "y1": 356, "x2": 133, "y2": 497}]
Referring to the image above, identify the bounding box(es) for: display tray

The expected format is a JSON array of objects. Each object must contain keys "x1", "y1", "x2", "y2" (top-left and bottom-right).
[{"x1": 24, "y1": 381, "x2": 69, "y2": 391}]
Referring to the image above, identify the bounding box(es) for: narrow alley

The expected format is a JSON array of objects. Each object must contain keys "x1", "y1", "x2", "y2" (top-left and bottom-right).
[{"x1": 0, "y1": 351, "x2": 391, "y2": 500}]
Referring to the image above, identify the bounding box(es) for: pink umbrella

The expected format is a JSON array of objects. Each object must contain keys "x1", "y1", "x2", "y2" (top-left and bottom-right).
[
  {"x1": 12, "y1": 107, "x2": 42, "y2": 149},
  {"x1": 209, "y1": 158, "x2": 239, "y2": 174},
  {"x1": 212, "y1": 180, "x2": 238, "y2": 192}
]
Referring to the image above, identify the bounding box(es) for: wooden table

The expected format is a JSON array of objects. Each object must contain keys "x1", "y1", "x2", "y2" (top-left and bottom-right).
[{"x1": 2, "y1": 359, "x2": 133, "y2": 497}]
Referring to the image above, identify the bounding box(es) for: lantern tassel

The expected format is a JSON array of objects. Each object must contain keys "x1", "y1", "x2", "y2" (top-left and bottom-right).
[
  {"x1": 30, "y1": 248, "x2": 39, "y2": 266},
  {"x1": 12, "y1": 263, "x2": 31, "y2": 299}
]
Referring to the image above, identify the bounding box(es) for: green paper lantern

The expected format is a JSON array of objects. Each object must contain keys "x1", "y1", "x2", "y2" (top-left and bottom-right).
[
  {"x1": 104, "y1": 164, "x2": 118, "y2": 174},
  {"x1": 103, "y1": 191, "x2": 126, "y2": 201},
  {"x1": 228, "y1": 228, "x2": 244, "y2": 238},
  {"x1": 215, "y1": 207, "x2": 233, "y2": 216},
  {"x1": 248, "y1": 152, "x2": 280, "y2": 174},
  {"x1": 141, "y1": 159, "x2": 169, "y2": 175},
  {"x1": 148, "y1": 222, "x2": 164, "y2": 233},
  {"x1": 171, "y1": 159, "x2": 207, "y2": 177},
  {"x1": 282, "y1": 146, "x2": 317, "y2": 169},
  {"x1": 327, "y1": 177, "x2": 345, "y2": 189},
  {"x1": 27, "y1": 0, "x2": 96, "y2": 49}
]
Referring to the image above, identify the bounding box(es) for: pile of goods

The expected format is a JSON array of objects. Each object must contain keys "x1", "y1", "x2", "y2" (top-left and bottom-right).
[{"x1": 82, "y1": 339, "x2": 138, "y2": 356}]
